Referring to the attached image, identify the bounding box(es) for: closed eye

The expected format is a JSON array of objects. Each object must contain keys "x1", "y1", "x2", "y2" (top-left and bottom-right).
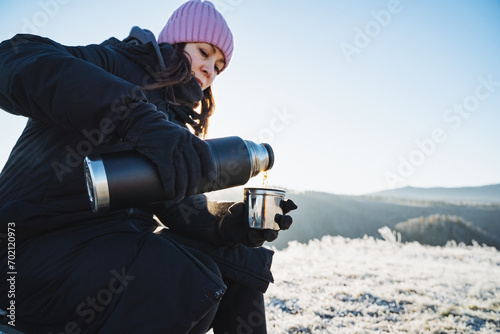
[{"x1": 199, "y1": 48, "x2": 208, "y2": 58}]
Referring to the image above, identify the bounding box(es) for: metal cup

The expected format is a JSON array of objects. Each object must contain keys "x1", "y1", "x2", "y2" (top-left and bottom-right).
[{"x1": 244, "y1": 187, "x2": 285, "y2": 230}]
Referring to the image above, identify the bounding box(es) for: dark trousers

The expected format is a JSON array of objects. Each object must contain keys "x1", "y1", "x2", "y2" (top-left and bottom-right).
[
  {"x1": 211, "y1": 279, "x2": 267, "y2": 334},
  {"x1": 185, "y1": 247, "x2": 267, "y2": 334}
]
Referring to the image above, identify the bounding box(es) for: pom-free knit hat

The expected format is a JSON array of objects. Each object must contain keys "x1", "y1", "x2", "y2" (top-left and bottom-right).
[{"x1": 158, "y1": 0, "x2": 234, "y2": 72}]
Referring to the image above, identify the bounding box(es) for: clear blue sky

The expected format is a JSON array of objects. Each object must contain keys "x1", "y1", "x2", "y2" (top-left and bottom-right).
[{"x1": 1, "y1": 0, "x2": 499, "y2": 195}]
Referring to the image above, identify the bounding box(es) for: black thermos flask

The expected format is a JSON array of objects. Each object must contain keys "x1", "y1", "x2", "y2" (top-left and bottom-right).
[{"x1": 84, "y1": 136, "x2": 274, "y2": 213}]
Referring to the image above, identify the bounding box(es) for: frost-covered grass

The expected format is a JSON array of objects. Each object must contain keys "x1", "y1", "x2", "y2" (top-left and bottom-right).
[{"x1": 265, "y1": 231, "x2": 500, "y2": 333}]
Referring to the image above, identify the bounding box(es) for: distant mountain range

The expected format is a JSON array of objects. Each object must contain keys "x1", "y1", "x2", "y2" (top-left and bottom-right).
[
  {"x1": 369, "y1": 183, "x2": 500, "y2": 204},
  {"x1": 206, "y1": 183, "x2": 500, "y2": 250}
]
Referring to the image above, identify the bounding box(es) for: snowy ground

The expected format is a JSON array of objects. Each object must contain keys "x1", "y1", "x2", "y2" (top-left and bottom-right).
[{"x1": 263, "y1": 228, "x2": 500, "y2": 333}]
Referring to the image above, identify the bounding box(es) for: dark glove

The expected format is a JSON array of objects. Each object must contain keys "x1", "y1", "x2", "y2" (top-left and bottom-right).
[
  {"x1": 218, "y1": 199, "x2": 298, "y2": 247},
  {"x1": 273, "y1": 199, "x2": 297, "y2": 230},
  {"x1": 125, "y1": 112, "x2": 216, "y2": 202}
]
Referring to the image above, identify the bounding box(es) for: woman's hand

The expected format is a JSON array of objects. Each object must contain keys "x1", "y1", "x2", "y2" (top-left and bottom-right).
[
  {"x1": 125, "y1": 113, "x2": 216, "y2": 202},
  {"x1": 218, "y1": 199, "x2": 298, "y2": 247}
]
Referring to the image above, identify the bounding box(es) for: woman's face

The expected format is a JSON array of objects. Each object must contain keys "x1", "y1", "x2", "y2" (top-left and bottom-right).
[{"x1": 184, "y1": 43, "x2": 225, "y2": 91}]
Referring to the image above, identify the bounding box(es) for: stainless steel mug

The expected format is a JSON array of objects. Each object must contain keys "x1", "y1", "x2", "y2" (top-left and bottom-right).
[
  {"x1": 244, "y1": 187, "x2": 285, "y2": 230},
  {"x1": 84, "y1": 136, "x2": 274, "y2": 213}
]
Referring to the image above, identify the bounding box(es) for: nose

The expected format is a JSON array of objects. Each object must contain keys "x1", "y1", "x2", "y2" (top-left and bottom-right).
[{"x1": 201, "y1": 61, "x2": 215, "y2": 79}]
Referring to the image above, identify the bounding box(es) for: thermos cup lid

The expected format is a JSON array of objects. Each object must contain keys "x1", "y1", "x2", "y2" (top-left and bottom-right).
[{"x1": 244, "y1": 187, "x2": 285, "y2": 230}]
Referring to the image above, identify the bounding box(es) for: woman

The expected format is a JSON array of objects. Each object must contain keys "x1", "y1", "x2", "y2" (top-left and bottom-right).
[{"x1": 0, "y1": 0, "x2": 296, "y2": 333}]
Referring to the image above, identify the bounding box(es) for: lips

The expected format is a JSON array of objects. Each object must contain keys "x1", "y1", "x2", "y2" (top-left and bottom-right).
[{"x1": 196, "y1": 78, "x2": 204, "y2": 88}]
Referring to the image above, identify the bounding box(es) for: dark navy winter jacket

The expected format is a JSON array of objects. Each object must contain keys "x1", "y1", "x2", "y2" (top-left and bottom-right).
[{"x1": 0, "y1": 28, "x2": 273, "y2": 327}]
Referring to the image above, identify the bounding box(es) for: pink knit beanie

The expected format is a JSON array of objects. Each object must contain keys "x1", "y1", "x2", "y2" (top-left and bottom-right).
[{"x1": 158, "y1": 0, "x2": 234, "y2": 72}]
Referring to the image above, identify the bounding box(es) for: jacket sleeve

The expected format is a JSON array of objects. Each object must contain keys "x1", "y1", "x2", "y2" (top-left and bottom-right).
[
  {"x1": 0, "y1": 34, "x2": 157, "y2": 143},
  {"x1": 152, "y1": 195, "x2": 235, "y2": 244}
]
